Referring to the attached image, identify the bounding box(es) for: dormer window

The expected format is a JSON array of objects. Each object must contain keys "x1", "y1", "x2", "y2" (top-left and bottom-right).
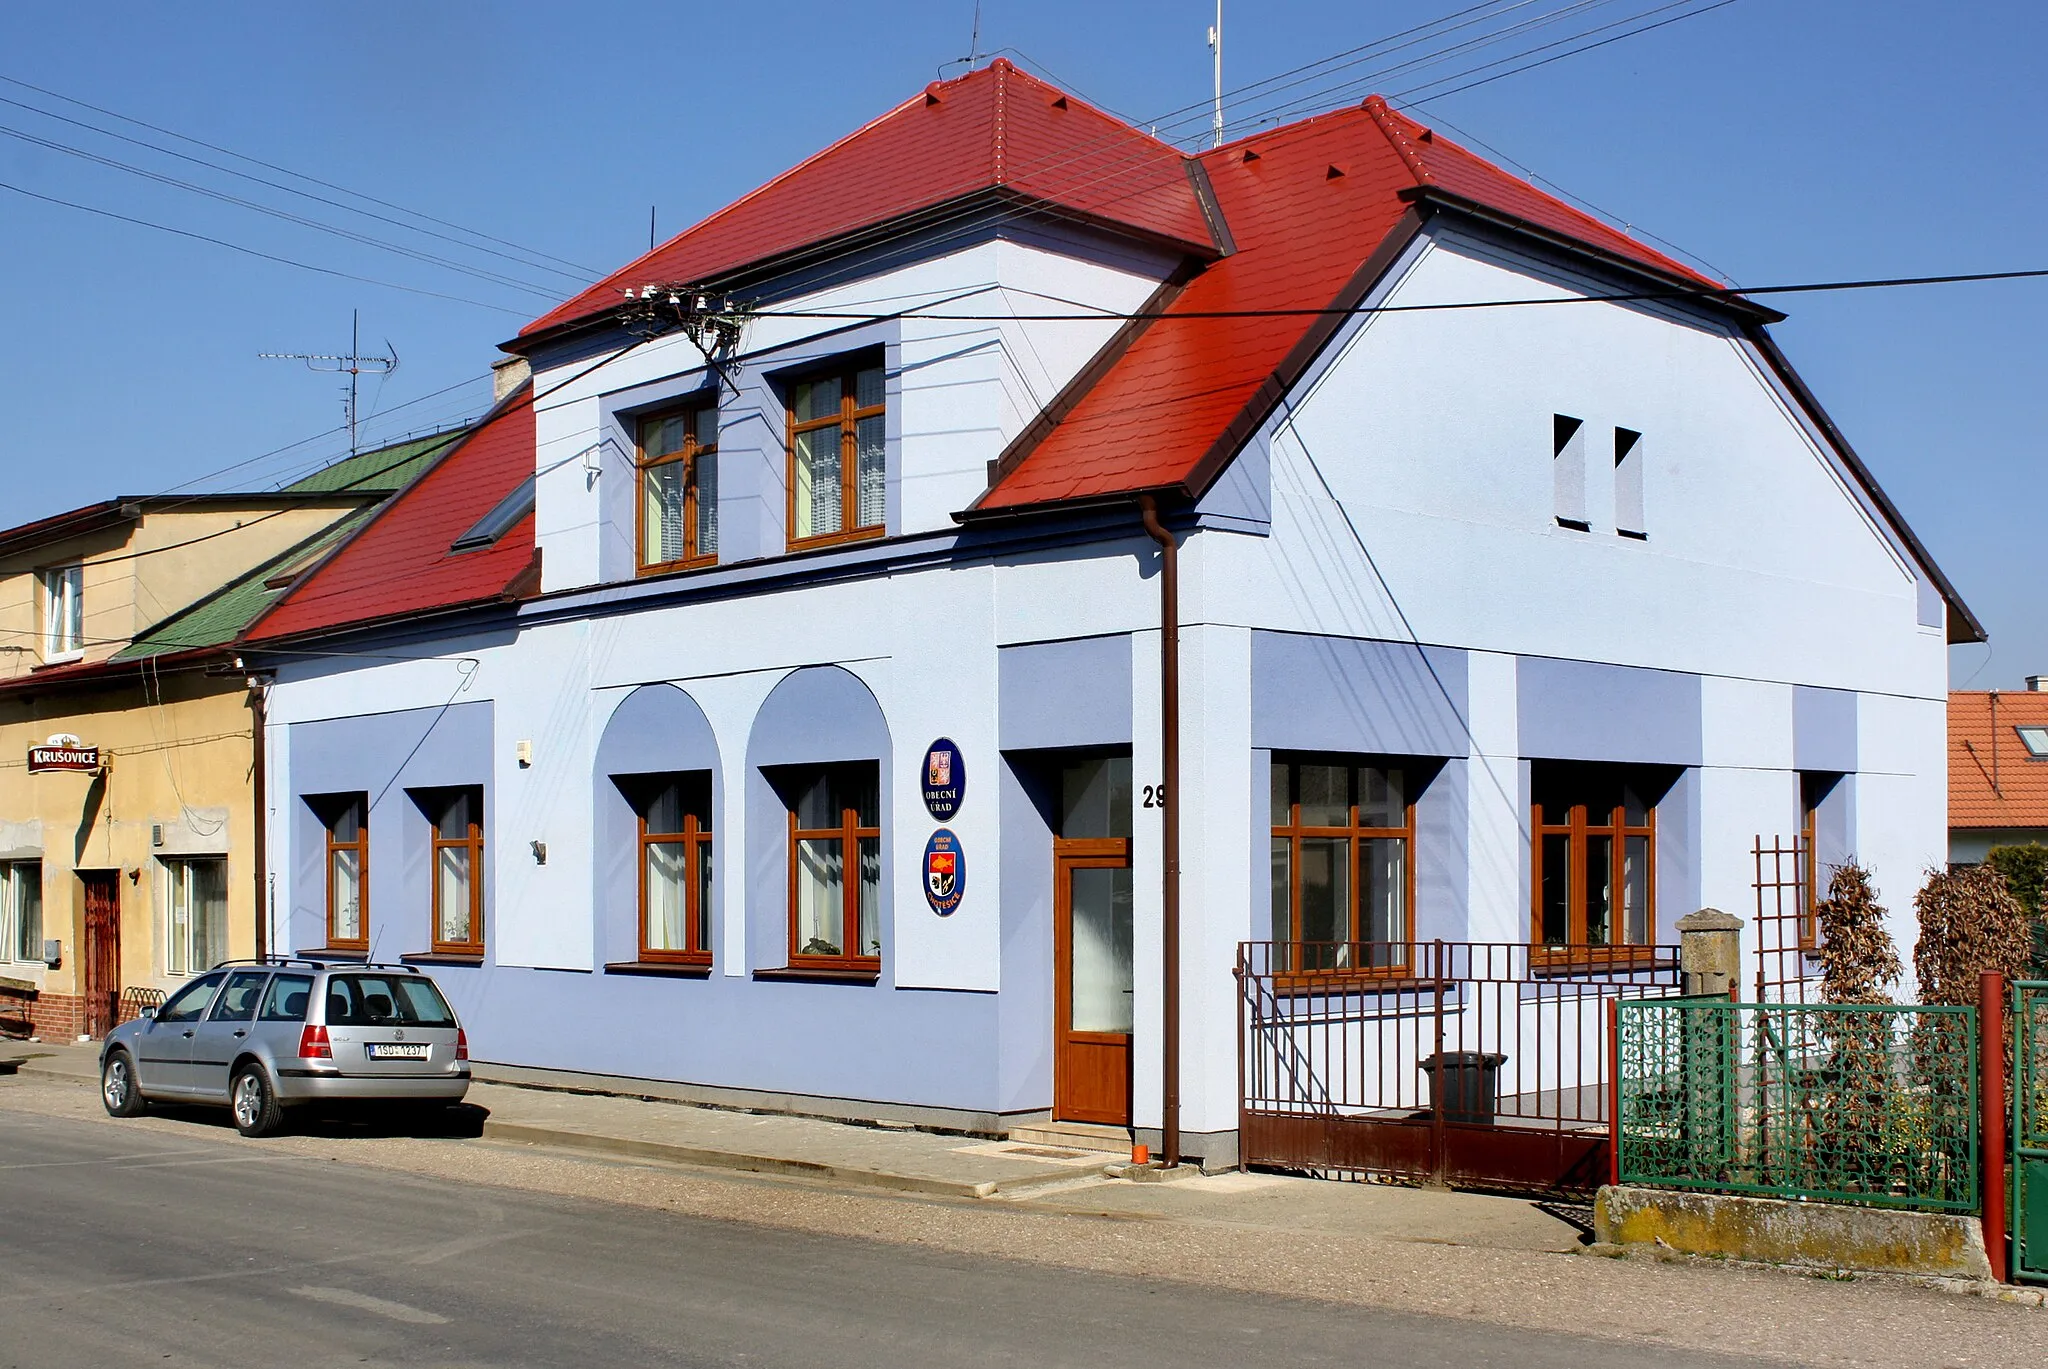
[
  {"x1": 638, "y1": 402, "x2": 718, "y2": 572},
  {"x1": 41, "y1": 564, "x2": 83, "y2": 660},
  {"x1": 788, "y1": 359, "x2": 885, "y2": 549}
]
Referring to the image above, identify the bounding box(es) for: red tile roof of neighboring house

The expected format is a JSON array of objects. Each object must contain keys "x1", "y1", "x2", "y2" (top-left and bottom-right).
[
  {"x1": 241, "y1": 390, "x2": 538, "y2": 644},
  {"x1": 519, "y1": 58, "x2": 1217, "y2": 342},
  {"x1": 1950, "y1": 691, "x2": 2048, "y2": 829},
  {"x1": 970, "y1": 98, "x2": 1722, "y2": 513}
]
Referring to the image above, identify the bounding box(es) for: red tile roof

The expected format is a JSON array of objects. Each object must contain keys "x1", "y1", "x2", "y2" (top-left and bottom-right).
[
  {"x1": 971, "y1": 98, "x2": 1721, "y2": 512},
  {"x1": 519, "y1": 59, "x2": 1216, "y2": 342},
  {"x1": 241, "y1": 391, "x2": 537, "y2": 644},
  {"x1": 1950, "y1": 691, "x2": 2048, "y2": 829}
]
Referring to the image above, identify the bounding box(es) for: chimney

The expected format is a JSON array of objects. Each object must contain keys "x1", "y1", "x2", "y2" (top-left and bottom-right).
[
  {"x1": 2028, "y1": 676, "x2": 2048, "y2": 692},
  {"x1": 491, "y1": 355, "x2": 531, "y2": 403}
]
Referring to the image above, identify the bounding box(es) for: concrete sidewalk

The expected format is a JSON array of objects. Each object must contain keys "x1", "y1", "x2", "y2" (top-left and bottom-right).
[{"x1": 1, "y1": 1041, "x2": 1111, "y2": 1201}]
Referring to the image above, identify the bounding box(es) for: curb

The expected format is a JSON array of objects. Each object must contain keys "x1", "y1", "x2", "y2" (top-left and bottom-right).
[{"x1": 477, "y1": 1120, "x2": 1089, "y2": 1201}]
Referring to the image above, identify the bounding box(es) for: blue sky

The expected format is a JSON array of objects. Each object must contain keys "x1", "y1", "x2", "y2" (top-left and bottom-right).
[{"x1": 1, "y1": 2, "x2": 2041, "y2": 684}]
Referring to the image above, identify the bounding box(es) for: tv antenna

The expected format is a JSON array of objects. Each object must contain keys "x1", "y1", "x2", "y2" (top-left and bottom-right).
[
  {"x1": 1207, "y1": 1, "x2": 1224, "y2": 148},
  {"x1": 260, "y1": 309, "x2": 398, "y2": 455}
]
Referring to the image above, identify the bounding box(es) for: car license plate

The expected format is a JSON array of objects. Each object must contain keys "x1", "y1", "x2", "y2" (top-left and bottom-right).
[{"x1": 366, "y1": 1042, "x2": 430, "y2": 1060}]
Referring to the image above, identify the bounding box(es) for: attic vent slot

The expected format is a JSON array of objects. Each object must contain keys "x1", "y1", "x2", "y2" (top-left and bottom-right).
[
  {"x1": 1241, "y1": 148, "x2": 1261, "y2": 162},
  {"x1": 1417, "y1": 128, "x2": 1434, "y2": 142},
  {"x1": 925, "y1": 90, "x2": 943, "y2": 106},
  {"x1": 1050, "y1": 95, "x2": 1068, "y2": 109},
  {"x1": 1326, "y1": 163, "x2": 1345, "y2": 179},
  {"x1": 1614, "y1": 427, "x2": 1646, "y2": 539},
  {"x1": 1553, "y1": 414, "x2": 1588, "y2": 531},
  {"x1": 451, "y1": 475, "x2": 536, "y2": 554}
]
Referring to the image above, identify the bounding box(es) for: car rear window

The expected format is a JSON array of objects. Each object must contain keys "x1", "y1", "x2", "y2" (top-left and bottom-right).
[
  {"x1": 260, "y1": 974, "x2": 315, "y2": 1022},
  {"x1": 324, "y1": 974, "x2": 456, "y2": 1027}
]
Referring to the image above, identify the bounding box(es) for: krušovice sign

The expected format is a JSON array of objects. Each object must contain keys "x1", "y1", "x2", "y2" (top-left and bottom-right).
[{"x1": 27, "y1": 745, "x2": 102, "y2": 774}]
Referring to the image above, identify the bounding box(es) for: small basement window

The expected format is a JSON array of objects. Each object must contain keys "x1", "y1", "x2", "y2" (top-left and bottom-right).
[{"x1": 2016, "y1": 726, "x2": 2048, "y2": 758}]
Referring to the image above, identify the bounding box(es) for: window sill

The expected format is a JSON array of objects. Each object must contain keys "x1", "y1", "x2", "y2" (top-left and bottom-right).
[
  {"x1": 636, "y1": 556, "x2": 718, "y2": 578},
  {"x1": 294, "y1": 947, "x2": 368, "y2": 962},
  {"x1": 604, "y1": 959, "x2": 713, "y2": 979},
  {"x1": 1267, "y1": 971, "x2": 1445, "y2": 997},
  {"x1": 785, "y1": 526, "x2": 885, "y2": 555},
  {"x1": 1528, "y1": 950, "x2": 1675, "y2": 978},
  {"x1": 402, "y1": 952, "x2": 485, "y2": 967},
  {"x1": 752, "y1": 965, "x2": 880, "y2": 986}
]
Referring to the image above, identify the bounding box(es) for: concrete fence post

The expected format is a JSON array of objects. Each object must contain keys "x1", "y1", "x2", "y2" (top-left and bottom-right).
[{"x1": 1675, "y1": 908, "x2": 1744, "y2": 1000}]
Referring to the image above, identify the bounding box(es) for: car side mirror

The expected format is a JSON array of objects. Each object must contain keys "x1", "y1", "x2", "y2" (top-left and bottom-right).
[{"x1": 139, "y1": 1006, "x2": 156, "y2": 1021}]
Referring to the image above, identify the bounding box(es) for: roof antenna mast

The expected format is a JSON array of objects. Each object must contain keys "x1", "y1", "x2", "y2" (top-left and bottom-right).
[
  {"x1": 1207, "y1": 1, "x2": 1224, "y2": 147},
  {"x1": 260, "y1": 309, "x2": 398, "y2": 456},
  {"x1": 967, "y1": 1, "x2": 983, "y2": 66}
]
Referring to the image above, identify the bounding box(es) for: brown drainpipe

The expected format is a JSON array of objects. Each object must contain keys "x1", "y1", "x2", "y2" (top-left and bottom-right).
[
  {"x1": 248, "y1": 673, "x2": 268, "y2": 961},
  {"x1": 1137, "y1": 494, "x2": 1181, "y2": 1169}
]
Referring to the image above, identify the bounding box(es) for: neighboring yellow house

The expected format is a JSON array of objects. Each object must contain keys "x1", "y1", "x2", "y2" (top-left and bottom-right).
[{"x1": 0, "y1": 435, "x2": 452, "y2": 1038}]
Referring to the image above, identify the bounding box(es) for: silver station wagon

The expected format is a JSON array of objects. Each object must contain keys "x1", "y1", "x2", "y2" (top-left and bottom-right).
[{"x1": 98, "y1": 959, "x2": 471, "y2": 1137}]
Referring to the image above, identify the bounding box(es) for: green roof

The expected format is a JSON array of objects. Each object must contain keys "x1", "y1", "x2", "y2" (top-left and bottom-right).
[
  {"x1": 280, "y1": 428, "x2": 465, "y2": 495},
  {"x1": 113, "y1": 507, "x2": 376, "y2": 661}
]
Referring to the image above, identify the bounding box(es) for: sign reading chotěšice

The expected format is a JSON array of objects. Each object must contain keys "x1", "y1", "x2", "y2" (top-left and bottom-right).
[{"x1": 27, "y1": 744, "x2": 102, "y2": 774}]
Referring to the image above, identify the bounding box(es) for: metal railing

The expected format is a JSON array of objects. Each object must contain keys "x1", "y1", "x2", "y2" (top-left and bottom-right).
[
  {"x1": 1616, "y1": 998, "x2": 1978, "y2": 1213},
  {"x1": 1238, "y1": 940, "x2": 1683, "y2": 1189}
]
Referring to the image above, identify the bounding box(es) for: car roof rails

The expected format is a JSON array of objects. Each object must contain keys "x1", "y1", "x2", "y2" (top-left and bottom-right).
[{"x1": 206, "y1": 956, "x2": 332, "y2": 973}]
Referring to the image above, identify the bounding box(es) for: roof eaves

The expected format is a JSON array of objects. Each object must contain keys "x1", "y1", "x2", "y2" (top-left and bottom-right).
[
  {"x1": 1746, "y1": 328, "x2": 1985, "y2": 644},
  {"x1": 1400, "y1": 186, "x2": 1786, "y2": 324}
]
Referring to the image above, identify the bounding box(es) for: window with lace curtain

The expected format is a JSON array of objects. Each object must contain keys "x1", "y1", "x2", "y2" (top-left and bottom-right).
[
  {"x1": 637, "y1": 400, "x2": 718, "y2": 572},
  {"x1": 787, "y1": 356, "x2": 886, "y2": 549}
]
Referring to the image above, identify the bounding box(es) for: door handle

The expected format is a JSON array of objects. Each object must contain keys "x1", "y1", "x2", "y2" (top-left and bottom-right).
[
  {"x1": 181, "y1": 1030, "x2": 195, "y2": 1038},
  {"x1": 232, "y1": 1030, "x2": 247, "y2": 1038}
]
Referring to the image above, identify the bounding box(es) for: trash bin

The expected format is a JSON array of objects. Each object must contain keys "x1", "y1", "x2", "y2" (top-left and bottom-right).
[{"x1": 1419, "y1": 1051, "x2": 1507, "y2": 1125}]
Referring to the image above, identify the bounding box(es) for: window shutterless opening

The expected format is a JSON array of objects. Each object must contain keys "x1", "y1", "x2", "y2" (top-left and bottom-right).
[
  {"x1": 163, "y1": 857, "x2": 228, "y2": 975},
  {"x1": 616, "y1": 772, "x2": 714, "y2": 965},
  {"x1": 1552, "y1": 414, "x2": 1587, "y2": 531},
  {"x1": 416, "y1": 787, "x2": 484, "y2": 956},
  {"x1": 41, "y1": 563, "x2": 84, "y2": 659},
  {"x1": 637, "y1": 399, "x2": 719, "y2": 573},
  {"x1": 0, "y1": 860, "x2": 42, "y2": 963},
  {"x1": 308, "y1": 793, "x2": 368, "y2": 952},
  {"x1": 1530, "y1": 761, "x2": 1676, "y2": 963},
  {"x1": 785, "y1": 353, "x2": 886, "y2": 551},
  {"x1": 1268, "y1": 754, "x2": 1423, "y2": 978},
  {"x1": 772, "y1": 762, "x2": 881, "y2": 972}
]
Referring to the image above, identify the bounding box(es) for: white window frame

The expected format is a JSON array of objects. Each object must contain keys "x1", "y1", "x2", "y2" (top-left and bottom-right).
[
  {"x1": 163, "y1": 857, "x2": 228, "y2": 976},
  {"x1": 42, "y1": 564, "x2": 84, "y2": 661},
  {"x1": 0, "y1": 860, "x2": 43, "y2": 963}
]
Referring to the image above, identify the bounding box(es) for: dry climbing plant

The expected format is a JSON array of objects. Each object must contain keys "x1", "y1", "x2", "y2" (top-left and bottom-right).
[
  {"x1": 1814, "y1": 860, "x2": 1899, "y2": 1004},
  {"x1": 1913, "y1": 862, "x2": 2029, "y2": 1008}
]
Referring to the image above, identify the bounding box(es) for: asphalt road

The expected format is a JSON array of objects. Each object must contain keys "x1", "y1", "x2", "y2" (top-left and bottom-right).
[{"x1": 0, "y1": 1107, "x2": 1774, "y2": 1369}]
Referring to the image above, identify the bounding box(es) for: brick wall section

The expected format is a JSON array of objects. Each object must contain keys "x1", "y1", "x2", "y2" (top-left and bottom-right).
[{"x1": 1, "y1": 990, "x2": 89, "y2": 1041}]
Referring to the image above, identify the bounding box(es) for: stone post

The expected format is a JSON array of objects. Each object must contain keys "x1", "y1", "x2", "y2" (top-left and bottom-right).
[{"x1": 1675, "y1": 908, "x2": 1744, "y2": 1000}]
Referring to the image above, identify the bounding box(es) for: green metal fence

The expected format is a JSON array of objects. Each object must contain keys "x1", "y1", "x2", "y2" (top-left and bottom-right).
[
  {"x1": 1616, "y1": 999, "x2": 1978, "y2": 1213},
  {"x1": 2017, "y1": 982, "x2": 2048, "y2": 1283}
]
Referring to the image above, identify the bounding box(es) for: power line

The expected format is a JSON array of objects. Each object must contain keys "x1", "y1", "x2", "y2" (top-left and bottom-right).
[
  {"x1": 0, "y1": 70, "x2": 602, "y2": 278},
  {"x1": 0, "y1": 120, "x2": 563, "y2": 298},
  {"x1": 0, "y1": 178, "x2": 528, "y2": 315}
]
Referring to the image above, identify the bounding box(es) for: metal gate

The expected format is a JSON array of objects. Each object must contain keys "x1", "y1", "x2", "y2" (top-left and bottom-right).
[
  {"x1": 2017, "y1": 981, "x2": 2048, "y2": 1284},
  {"x1": 1237, "y1": 940, "x2": 1683, "y2": 1194}
]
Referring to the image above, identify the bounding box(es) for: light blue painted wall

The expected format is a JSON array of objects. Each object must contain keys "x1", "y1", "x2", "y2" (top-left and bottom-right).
[
  {"x1": 1794, "y1": 685, "x2": 1858, "y2": 774},
  {"x1": 998, "y1": 635, "x2": 1133, "y2": 749},
  {"x1": 1251, "y1": 632, "x2": 1471, "y2": 758},
  {"x1": 1516, "y1": 656, "x2": 1703, "y2": 766},
  {"x1": 996, "y1": 755, "x2": 1059, "y2": 1115},
  {"x1": 287, "y1": 700, "x2": 494, "y2": 962}
]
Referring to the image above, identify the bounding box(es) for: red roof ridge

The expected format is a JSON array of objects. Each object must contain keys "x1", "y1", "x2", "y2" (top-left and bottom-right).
[{"x1": 1361, "y1": 94, "x2": 1435, "y2": 187}]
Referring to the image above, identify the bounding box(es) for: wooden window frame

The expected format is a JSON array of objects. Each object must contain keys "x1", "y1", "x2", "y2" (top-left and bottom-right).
[
  {"x1": 41, "y1": 563, "x2": 84, "y2": 660},
  {"x1": 324, "y1": 796, "x2": 369, "y2": 953},
  {"x1": 429, "y1": 789, "x2": 485, "y2": 957},
  {"x1": 1270, "y1": 758, "x2": 1417, "y2": 982},
  {"x1": 786, "y1": 765, "x2": 881, "y2": 974},
  {"x1": 784, "y1": 356, "x2": 886, "y2": 552},
  {"x1": 1531, "y1": 782, "x2": 1657, "y2": 966},
  {"x1": 635, "y1": 398, "x2": 718, "y2": 575},
  {"x1": 638, "y1": 785, "x2": 714, "y2": 968},
  {"x1": 1799, "y1": 774, "x2": 1836, "y2": 950}
]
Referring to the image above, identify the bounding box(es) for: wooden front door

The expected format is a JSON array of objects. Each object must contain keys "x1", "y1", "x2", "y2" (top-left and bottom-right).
[
  {"x1": 1053, "y1": 841, "x2": 1133, "y2": 1125},
  {"x1": 81, "y1": 871, "x2": 120, "y2": 1038}
]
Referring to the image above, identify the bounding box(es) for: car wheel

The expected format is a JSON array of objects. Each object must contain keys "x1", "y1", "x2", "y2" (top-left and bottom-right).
[
  {"x1": 101, "y1": 1050, "x2": 147, "y2": 1118},
  {"x1": 230, "y1": 1064, "x2": 285, "y2": 1138}
]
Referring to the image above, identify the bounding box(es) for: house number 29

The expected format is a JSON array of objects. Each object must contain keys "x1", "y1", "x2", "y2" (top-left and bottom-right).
[{"x1": 1142, "y1": 783, "x2": 1167, "y2": 809}]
